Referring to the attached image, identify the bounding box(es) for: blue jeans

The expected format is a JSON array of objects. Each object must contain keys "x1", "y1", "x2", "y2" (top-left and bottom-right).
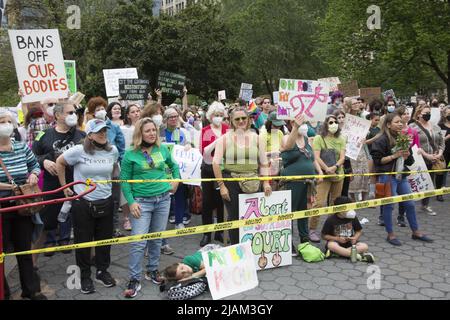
[
  {"x1": 128, "y1": 192, "x2": 171, "y2": 281},
  {"x1": 378, "y1": 176, "x2": 419, "y2": 234}
]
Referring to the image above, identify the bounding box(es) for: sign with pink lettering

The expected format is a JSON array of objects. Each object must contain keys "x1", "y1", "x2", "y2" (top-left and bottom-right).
[
  {"x1": 277, "y1": 79, "x2": 329, "y2": 122},
  {"x1": 239, "y1": 190, "x2": 292, "y2": 271}
]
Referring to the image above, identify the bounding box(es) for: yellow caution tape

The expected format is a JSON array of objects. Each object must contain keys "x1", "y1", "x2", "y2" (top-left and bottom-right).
[{"x1": 2, "y1": 187, "x2": 449, "y2": 258}]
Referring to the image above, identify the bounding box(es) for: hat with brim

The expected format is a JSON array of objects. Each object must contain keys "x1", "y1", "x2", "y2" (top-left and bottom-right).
[
  {"x1": 268, "y1": 111, "x2": 285, "y2": 127},
  {"x1": 86, "y1": 119, "x2": 109, "y2": 135}
]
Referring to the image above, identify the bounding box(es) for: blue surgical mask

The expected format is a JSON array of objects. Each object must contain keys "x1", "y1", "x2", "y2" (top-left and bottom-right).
[{"x1": 387, "y1": 106, "x2": 395, "y2": 113}]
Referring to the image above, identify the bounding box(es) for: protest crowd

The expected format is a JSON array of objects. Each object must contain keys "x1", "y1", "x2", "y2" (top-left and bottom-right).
[{"x1": 1, "y1": 69, "x2": 450, "y2": 300}]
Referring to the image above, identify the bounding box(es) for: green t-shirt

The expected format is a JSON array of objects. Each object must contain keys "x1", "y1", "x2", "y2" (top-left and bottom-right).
[
  {"x1": 182, "y1": 251, "x2": 203, "y2": 273},
  {"x1": 312, "y1": 135, "x2": 346, "y2": 174},
  {"x1": 120, "y1": 144, "x2": 180, "y2": 205},
  {"x1": 254, "y1": 112, "x2": 268, "y2": 129}
]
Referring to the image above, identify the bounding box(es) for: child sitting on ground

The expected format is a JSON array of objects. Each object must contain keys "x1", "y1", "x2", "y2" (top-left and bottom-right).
[{"x1": 321, "y1": 196, "x2": 375, "y2": 263}]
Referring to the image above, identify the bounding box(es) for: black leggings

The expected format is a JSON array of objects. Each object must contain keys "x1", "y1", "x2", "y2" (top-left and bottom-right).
[{"x1": 201, "y1": 164, "x2": 224, "y2": 235}]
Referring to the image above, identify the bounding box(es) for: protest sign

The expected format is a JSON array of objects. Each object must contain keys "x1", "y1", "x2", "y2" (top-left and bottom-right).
[
  {"x1": 103, "y1": 68, "x2": 138, "y2": 97},
  {"x1": 337, "y1": 80, "x2": 359, "y2": 97},
  {"x1": 359, "y1": 87, "x2": 381, "y2": 104},
  {"x1": 382, "y1": 89, "x2": 396, "y2": 101},
  {"x1": 272, "y1": 91, "x2": 279, "y2": 104},
  {"x1": 410, "y1": 96, "x2": 417, "y2": 104},
  {"x1": 341, "y1": 114, "x2": 371, "y2": 160},
  {"x1": 239, "y1": 83, "x2": 253, "y2": 102},
  {"x1": 9, "y1": 29, "x2": 68, "y2": 103},
  {"x1": 239, "y1": 190, "x2": 292, "y2": 271},
  {"x1": 277, "y1": 79, "x2": 329, "y2": 122},
  {"x1": 172, "y1": 145, "x2": 202, "y2": 186},
  {"x1": 64, "y1": 60, "x2": 77, "y2": 94},
  {"x1": 407, "y1": 145, "x2": 435, "y2": 192},
  {"x1": 157, "y1": 71, "x2": 186, "y2": 96},
  {"x1": 218, "y1": 90, "x2": 226, "y2": 101},
  {"x1": 118, "y1": 79, "x2": 149, "y2": 101},
  {"x1": 202, "y1": 242, "x2": 258, "y2": 300},
  {"x1": 430, "y1": 108, "x2": 441, "y2": 126},
  {"x1": 318, "y1": 77, "x2": 341, "y2": 92}
]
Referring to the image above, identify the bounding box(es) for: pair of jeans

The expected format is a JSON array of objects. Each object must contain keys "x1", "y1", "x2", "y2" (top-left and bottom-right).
[
  {"x1": 72, "y1": 197, "x2": 114, "y2": 280},
  {"x1": 128, "y1": 192, "x2": 171, "y2": 281},
  {"x1": 378, "y1": 175, "x2": 419, "y2": 234}
]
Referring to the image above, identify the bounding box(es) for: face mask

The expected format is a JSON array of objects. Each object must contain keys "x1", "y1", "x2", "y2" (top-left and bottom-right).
[
  {"x1": 95, "y1": 110, "x2": 107, "y2": 120},
  {"x1": 387, "y1": 106, "x2": 395, "y2": 113},
  {"x1": 65, "y1": 114, "x2": 78, "y2": 127},
  {"x1": 92, "y1": 140, "x2": 108, "y2": 149},
  {"x1": 298, "y1": 124, "x2": 308, "y2": 136},
  {"x1": 335, "y1": 101, "x2": 341, "y2": 107},
  {"x1": 345, "y1": 210, "x2": 356, "y2": 219},
  {"x1": 422, "y1": 113, "x2": 431, "y2": 122},
  {"x1": 0, "y1": 123, "x2": 14, "y2": 137},
  {"x1": 188, "y1": 116, "x2": 195, "y2": 125},
  {"x1": 47, "y1": 106, "x2": 54, "y2": 117},
  {"x1": 152, "y1": 115, "x2": 163, "y2": 127},
  {"x1": 328, "y1": 123, "x2": 339, "y2": 134},
  {"x1": 212, "y1": 117, "x2": 223, "y2": 126}
]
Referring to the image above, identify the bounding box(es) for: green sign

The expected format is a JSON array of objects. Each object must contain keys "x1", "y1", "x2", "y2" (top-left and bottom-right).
[{"x1": 64, "y1": 60, "x2": 77, "y2": 94}]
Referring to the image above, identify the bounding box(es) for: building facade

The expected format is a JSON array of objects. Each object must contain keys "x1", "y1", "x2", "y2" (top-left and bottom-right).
[{"x1": 160, "y1": 0, "x2": 197, "y2": 16}]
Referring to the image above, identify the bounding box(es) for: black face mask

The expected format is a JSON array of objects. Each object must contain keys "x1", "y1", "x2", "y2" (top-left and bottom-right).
[
  {"x1": 93, "y1": 140, "x2": 108, "y2": 149},
  {"x1": 141, "y1": 140, "x2": 154, "y2": 148},
  {"x1": 422, "y1": 113, "x2": 431, "y2": 122}
]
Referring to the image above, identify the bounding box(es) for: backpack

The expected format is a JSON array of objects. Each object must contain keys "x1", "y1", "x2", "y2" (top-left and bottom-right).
[
  {"x1": 160, "y1": 277, "x2": 208, "y2": 300},
  {"x1": 298, "y1": 243, "x2": 325, "y2": 262}
]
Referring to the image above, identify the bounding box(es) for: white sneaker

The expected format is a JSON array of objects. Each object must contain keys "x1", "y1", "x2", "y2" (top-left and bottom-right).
[
  {"x1": 175, "y1": 223, "x2": 185, "y2": 229},
  {"x1": 422, "y1": 206, "x2": 437, "y2": 216}
]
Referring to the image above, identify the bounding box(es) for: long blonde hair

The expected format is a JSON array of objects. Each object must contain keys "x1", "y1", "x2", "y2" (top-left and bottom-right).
[
  {"x1": 412, "y1": 104, "x2": 430, "y2": 122},
  {"x1": 131, "y1": 118, "x2": 161, "y2": 150}
]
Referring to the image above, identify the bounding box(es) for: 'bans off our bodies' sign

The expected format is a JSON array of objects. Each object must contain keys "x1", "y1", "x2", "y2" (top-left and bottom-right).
[{"x1": 9, "y1": 29, "x2": 68, "y2": 104}]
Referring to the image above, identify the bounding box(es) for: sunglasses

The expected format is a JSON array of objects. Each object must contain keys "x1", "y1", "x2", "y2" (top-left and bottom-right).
[
  {"x1": 328, "y1": 121, "x2": 337, "y2": 125},
  {"x1": 47, "y1": 103, "x2": 55, "y2": 107},
  {"x1": 234, "y1": 117, "x2": 248, "y2": 122},
  {"x1": 168, "y1": 115, "x2": 178, "y2": 120}
]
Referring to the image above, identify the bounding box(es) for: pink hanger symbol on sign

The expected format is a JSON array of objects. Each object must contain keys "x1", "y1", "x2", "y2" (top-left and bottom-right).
[{"x1": 289, "y1": 85, "x2": 328, "y2": 118}]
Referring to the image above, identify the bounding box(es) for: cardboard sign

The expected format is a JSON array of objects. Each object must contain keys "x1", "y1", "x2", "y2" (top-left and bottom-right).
[
  {"x1": 118, "y1": 79, "x2": 149, "y2": 101},
  {"x1": 202, "y1": 242, "x2": 258, "y2": 300},
  {"x1": 218, "y1": 90, "x2": 226, "y2": 101},
  {"x1": 430, "y1": 108, "x2": 441, "y2": 126},
  {"x1": 277, "y1": 79, "x2": 329, "y2": 122},
  {"x1": 239, "y1": 83, "x2": 253, "y2": 102},
  {"x1": 359, "y1": 87, "x2": 381, "y2": 104},
  {"x1": 341, "y1": 114, "x2": 371, "y2": 160},
  {"x1": 64, "y1": 60, "x2": 77, "y2": 94},
  {"x1": 157, "y1": 71, "x2": 186, "y2": 96},
  {"x1": 103, "y1": 68, "x2": 138, "y2": 97},
  {"x1": 272, "y1": 91, "x2": 279, "y2": 104},
  {"x1": 318, "y1": 77, "x2": 341, "y2": 92},
  {"x1": 9, "y1": 29, "x2": 68, "y2": 103},
  {"x1": 407, "y1": 145, "x2": 435, "y2": 192},
  {"x1": 172, "y1": 145, "x2": 202, "y2": 186},
  {"x1": 382, "y1": 89, "x2": 396, "y2": 101},
  {"x1": 337, "y1": 80, "x2": 359, "y2": 97},
  {"x1": 239, "y1": 190, "x2": 292, "y2": 271}
]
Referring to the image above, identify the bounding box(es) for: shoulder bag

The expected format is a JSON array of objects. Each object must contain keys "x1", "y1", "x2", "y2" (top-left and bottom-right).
[{"x1": 415, "y1": 122, "x2": 446, "y2": 174}]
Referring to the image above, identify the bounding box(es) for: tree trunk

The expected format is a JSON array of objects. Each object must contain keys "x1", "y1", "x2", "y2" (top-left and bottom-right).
[{"x1": 447, "y1": 50, "x2": 450, "y2": 101}]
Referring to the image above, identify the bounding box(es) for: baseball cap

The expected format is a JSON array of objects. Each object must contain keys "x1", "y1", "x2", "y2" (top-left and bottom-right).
[
  {"x1": 268, "y1": 111, "x2": 285, "y2": 127},
  {"x1": 86, "y1": 119, "x2": 109, "y2": 135}
]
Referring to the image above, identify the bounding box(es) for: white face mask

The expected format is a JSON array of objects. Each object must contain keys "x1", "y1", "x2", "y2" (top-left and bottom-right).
[
  {"x1": 0, "y1": 123, "x2": 14, "y2": 137},
  {"x1": 298, "y1": 124, "x2": 308, "y2": 136},
  {"x1": 65, "y1": 114, "x2": 78, "y2": 127},
  {"x1": 95, "y1": 110, "x2": 107, "y2": 120},
  {"x1": 328, "y1": 123, "x2": 339, "y2": 134},
  {"x1": 345, "y1": 210, "x2": 357, "y2": 219},
  {"x1": 47, "y1": 106, "x2": 54, "y2": 117},
  {"x1": 152, "y1": 115, "x2": 163, "y2": 127},
  {"x1": 212, "y1": 117, "x2": 223, "y2": 126},
  {"x1": 387, "y1": 106, "x2": 395, "y2": 113}
]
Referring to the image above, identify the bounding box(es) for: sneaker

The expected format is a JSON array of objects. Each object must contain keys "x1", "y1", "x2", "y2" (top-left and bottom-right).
[
  {"x1": 95, "y1": 270, "x2": 116, "y2": 288},
  {"x1": 124, "y1": 279, "x2": 141, "y2": 298},
  {"x1": 308, "y1": 230, "x2": 320, "y2": 243},
  {"x1": 358, "y1": 252, "x2": 375, "y2": 263},
  {"x1": 378, "y1": 216, "x2": 385, "y2": 226},
  {"x1": 183, "y1": 216, "x2": 191, "y2": 225},
  {"x1": 169, "y1": 216, "x2": 176, "y2": 224},
  {"x1": 145, "y1": 270, "x2": 163, "y2": 285},
  {"x1": 436, "y1": 195, "x2": 444, "y2": 202},
  {"x1": 22, "y1": 293, "x2": 48, "y2": 300},
  {"x1": 422, "y1": 206, "x2": 437, "y2": 216},
  {"x1": 291, "y1": 244, "x2": 298, "y2": 257},
  {"x1": 160, "y1": 244, "x2": 175, "y2": 255},
  {"x1": 80, "y1": 278, "x2": 96, "y2": 294},
  {"x1": 123, "y1": 218, "x2": 132, "y2": 231},
  {"x1": 175, "y1": 223, "x2": 185, "y2": 229},
  {"x1": 397, "y1": 215, "x2": 406, "y2": 227}
]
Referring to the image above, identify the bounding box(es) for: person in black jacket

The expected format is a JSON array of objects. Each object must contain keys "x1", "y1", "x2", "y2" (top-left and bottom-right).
[{"x1": 370, "y1": 113, "x2": 433, "y2": 246}]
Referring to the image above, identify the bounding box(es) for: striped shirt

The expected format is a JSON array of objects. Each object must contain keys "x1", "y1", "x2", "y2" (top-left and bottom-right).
[{"x1": 0, "y1": 140, "x2": 40, "y2": 185}]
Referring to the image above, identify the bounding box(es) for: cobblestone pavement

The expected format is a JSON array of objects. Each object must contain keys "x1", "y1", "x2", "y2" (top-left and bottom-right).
[{"x1": 6, "y1": 193, "x2": 450, "y2": 300}]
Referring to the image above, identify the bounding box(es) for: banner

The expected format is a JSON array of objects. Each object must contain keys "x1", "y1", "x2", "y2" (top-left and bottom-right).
[
  {"x1": 218, "y1": 90, "x2": 226, "y2": 101},
  {"x1": 359, "y1": 87, "x2": 381, "y2": 104},
  {"x1": 337, "y1": 80, "x2": 359, "y2": 97},
  {"x1": 172, "y1": 145, "x2": 202, "y2": 186},
  {"x1": 239, "y1": 190, "x2": 292, "y2": 271},
  {"x1": 277, "y1": 79, "x2": 329, "y2": 122},
  {"x1": 103, "y1": 68, "x2": 138, "y2": 97},
  {"x1": 239, "y1": 83, "x2": 253, "y2": 102},
  {"x1": 118, "y1": 79, "x2": 149, "y2": 101},
  {"x1": 157, "y1": 71, "x2": 186, "y2": 96},
  {"x1": 9, "y1": 29, "x2": 68, "y2": 103},
  {"x1": 341, "y1": 114, "x2": 371, "y2": 160},
  {"x1": 64, "y1": 60, "x2": 77, "y2": 94},
  {"x1": 202, "y1": 242, "x2": 258, "y2": 300},
  {"x1": 407, "y1": 146, "x2": 435, "y2": 192},
  {"x1": 318, "y1": 77, "x2": 341, "y2": 92}
]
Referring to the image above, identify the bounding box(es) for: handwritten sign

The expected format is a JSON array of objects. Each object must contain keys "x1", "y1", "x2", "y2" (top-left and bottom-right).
[
  {"x1": 9, "y1": 29, "x2": 68, "y2": 103},
  {"x1": 239, "y1": 190, "x2": 292, "y2": 271},
  {"x1": 64, "y1": 60, "x2": 77, "y2": 94},
  {"x1": 202, "y1": 242, "x2": 258, "y2": 300},
  {"x1": 157, "y1": 71, "x2": 186, "y2": 96},
  {"x1": 359, "y1": 87, "x2": 381, "y2": 104},
  {"x1": 337, "y1": 80, "x2": 359, "y2": 97},
  {"x1": 239, "y1": 83, "x2": 253, "y2": 102},
  {"x1": 272, "y1": 91, "x2": 279, "y2": 104},
  {"x1": 218, "y1": 90, "x2": 226, "y2": 101},
  {"x1": 119, "y1": 79, "x2": 149, "y2": 101},
  {"x1": 407, "y1": 145, "x2": 435, "y2": 192},
  {"x1": 172, "y1": 145, "x2": 202, "y2": 186},
  {"x1": 318, "y1": 77, "x2": 341, "y2": 92},
  {"x1": 103, "y1": 68, "x2": 138, "y2": 97},
  {"x1": 341, "y1": 114, "x2": 371, "y2": 160},
  {"x1": 277, "y1": 79, "x2": 329, "y2": 122}
]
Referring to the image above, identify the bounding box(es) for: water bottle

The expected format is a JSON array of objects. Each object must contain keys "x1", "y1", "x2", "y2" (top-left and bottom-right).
[
  {"x1": 57, "y1": 201, "x2": 72, "y2": 222},
  {"x1": 350, "y1": 245, "x2": 357, "y2": 263}
]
